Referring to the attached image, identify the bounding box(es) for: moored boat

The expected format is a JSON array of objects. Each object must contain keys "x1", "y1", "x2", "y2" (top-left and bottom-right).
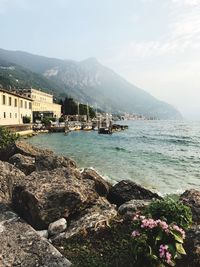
[{"x1": 83, "y1": 122, "x2": 92, "y2": 131}]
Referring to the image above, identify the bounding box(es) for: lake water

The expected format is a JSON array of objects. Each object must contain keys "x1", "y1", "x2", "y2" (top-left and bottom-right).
[{"x1": 28, "y1": 120, "x2": 200, "y2": 195}]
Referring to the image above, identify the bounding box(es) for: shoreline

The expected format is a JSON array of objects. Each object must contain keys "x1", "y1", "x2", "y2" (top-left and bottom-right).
[
  {"x1": 25, "y1": 132, "x2": 191, "y2": 196},
  {"x1": 0, "y1": 140, "x2": 199, "y2": 266}
]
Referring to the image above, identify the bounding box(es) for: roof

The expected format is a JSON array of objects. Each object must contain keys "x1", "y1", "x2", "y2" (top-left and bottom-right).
[{"x1": 0, "y1": 88, "x2": 33, "y2": 101}]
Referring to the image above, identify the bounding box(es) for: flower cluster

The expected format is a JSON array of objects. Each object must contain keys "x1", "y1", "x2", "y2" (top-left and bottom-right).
[
  {"x1": 172, "y1": 225, "x2": 186, "y2": 239},
  {"x1": 131, "y1": 213, "x2": 187, "y2": 267},
  {"x1": 132, "y1": 230, "x2": 140, "y2": 237},
  {"x1": 159, "y1": 244, "x2": 172, "y2": 264},
  {"x1": 133, "y1": 215, "x2": 169, "y2": 232}
]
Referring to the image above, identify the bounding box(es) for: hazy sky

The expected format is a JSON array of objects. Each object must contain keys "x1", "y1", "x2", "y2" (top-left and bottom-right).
[{"x1": 0, "y1": 0, "x2": 200, "y2": 119}]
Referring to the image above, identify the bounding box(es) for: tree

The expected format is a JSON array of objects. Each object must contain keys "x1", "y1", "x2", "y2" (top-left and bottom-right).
[
  {"x1": 63, "y1": 97, "x2": 77, "y2": 115},
  {"x1": 62, "y1": 96, "x2": 96, "y2": 118}
]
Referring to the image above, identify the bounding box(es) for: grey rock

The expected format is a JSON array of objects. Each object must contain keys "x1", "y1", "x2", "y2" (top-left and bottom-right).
[
  {"x1": 9, "y1": 153, "x2": 36, "y2": 175},
  {"x1": 0, "y1": 203, "x2": 71, "y2": 267},
  {"x1": 53, "y1": 197, "x2": 117, "y2": 241},
  {"x1": 49, "y1": 218, "x2": 67, "y2": 236},
  {"x1": 82, "y1": 168, "x2": 111, "y2": 197},
  {"x1": 35, "y1": 154, "x2": 76, "y2": 171},
  {"x1": 177, "y1": 225, "x2": 200, "y2": 267},
  {"x1": 37, "y1": 230, "x2": 49, "y2": 239},
  {"x1": 107, "y1": 180, "x2": 161, "y2": 206},
  {"x1": 0, "y1": 143, "x2": 16, "y2": 161},
  {"x1": 14, "y1": 141, "x2": 53, "y2": 158},
  {"x1": 0, "y1": 160, "x2": 25, "y2": 203},
  {"x1": 118, "y1": 199, "x2": 151, "y2": 219},
  {"x1": 11, "y1": 141, "x2": 77, "y2": 172},
  {"x1": 12, "y1": 168, "x2": 100, "y2": 229},
  {"x1": 180, "y1": 189, "x2": 200, "y2": 224}
]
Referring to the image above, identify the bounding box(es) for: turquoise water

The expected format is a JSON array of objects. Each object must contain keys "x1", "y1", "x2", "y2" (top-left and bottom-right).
[{"x1": 28, "y1": 120, "x2": 200, "y2": 195}]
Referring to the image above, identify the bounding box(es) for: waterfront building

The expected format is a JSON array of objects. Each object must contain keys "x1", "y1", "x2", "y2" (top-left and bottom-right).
[
  {"x1": 0, "y1": 88, "x2": 32, "y2": 125},
  {"x1": 16, "y1": 88, "x2": 61, "y2": 121}
]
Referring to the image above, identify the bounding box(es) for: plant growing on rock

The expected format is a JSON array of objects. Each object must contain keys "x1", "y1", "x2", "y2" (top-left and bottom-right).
[
  {"x1": 131, "y1": 214, "x2": 187, "y2": 267},
  {"x1": 145, "y1": 198, "x2": 192, "y2": 230}
]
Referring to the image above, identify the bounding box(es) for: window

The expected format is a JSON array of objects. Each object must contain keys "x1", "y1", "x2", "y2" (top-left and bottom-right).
[
  {"x1": 25, "y1": 101, "x2": 27, "y2": 109},
  {"x1": 2, "y1": 95, "x2": 6, "y2": 105},
  {"x1": 20, "y1": 100, "x2": 23, "y2": 108},
  {"x1": 14, "y1": 99, "x2": 17, "y2": 107},
  {"x1": 3, "y1": 112, "x2": 6, "y2": 118},
  {"x1": 10, "y1": 113, "x2": 12, "y2": 118},
  {"x1": 15, "y1": 113, "x2": 17, "y2": 118},
  {"x1": 9, "y1": 97, "x2": 12, "y2": 106},
  {"x1": 29, "y1": 102, "x2": 32, "y2": 109}
]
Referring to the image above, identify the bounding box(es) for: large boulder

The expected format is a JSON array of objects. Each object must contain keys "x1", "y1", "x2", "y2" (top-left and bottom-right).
[
  {"x1": 12, "y1": 168, "x2": 100, "y2": 229},
  {"x1": 118, "y1": 199, "x2": 151, "y2": 220},
  {"x1": 82, "y1": 168, "x2": 112, "y2": 197},
  {"x1": 0, "y1": 203, "x2": 71, "y2": 267},
  {"x1": 35, "y1": 154, "x2": 76, "y2": 171},
  {"x1": 0, "y1": 160, "x2": 25, "y2": 203},
  {"x1": 9, "y1": 153, "x2": 36, "y2": 175},
  {"x1": 13, "y1": 141, "x2": 53, "y2": 158},
  {"x1": 177, "y1": 226, "x2": 200, "y2": 267},
  {"x1": 180, "y1": 189, "x2": 200, "y2": 224},
  {"x1": 53, "y1": 218, "x2": 136, "y2": 267},
  {"x1": 0, "y1": 143, "x2": 16, "y2": 161},
  {"x1": 8, "y1": 141, "x2": 76, "y2": 174},
  {"x1": 107, "y1": 180, "x2": 161, "y2": 206},
  {"x1": 53, "y1": 197, "x2": 117, "y2": 241}
]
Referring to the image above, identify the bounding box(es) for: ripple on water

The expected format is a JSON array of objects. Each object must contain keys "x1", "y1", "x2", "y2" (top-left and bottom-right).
[{"x1": 28, "y1": 120, "x2": 200, "y2": 195}]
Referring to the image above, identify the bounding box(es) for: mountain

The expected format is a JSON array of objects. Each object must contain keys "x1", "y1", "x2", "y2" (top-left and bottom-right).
[{"x1": 0, "y1": 48, "x2": 182, "y2": 119}]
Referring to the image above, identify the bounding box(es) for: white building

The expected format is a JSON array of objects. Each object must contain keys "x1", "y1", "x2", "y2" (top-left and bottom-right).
[
  {"x1": 0, "y1": 89, "x2": 32, "y2": 125},
  {"x1": 16, "y1": 88, "x2": 61, "y2": 120}
]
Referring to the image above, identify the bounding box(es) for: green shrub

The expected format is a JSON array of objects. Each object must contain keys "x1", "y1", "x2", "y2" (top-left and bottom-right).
[
  {"x1": 22, "y1": 116, "x2": 31, "y2": 124},
  {"x1": 41, "y1": 117, "x2": 56, "y2": 126},
  {"x1": 0, "y1": 127, "x2": 18, "y2": 150},
  {"x1": 59, "y1": 117, "x2": 65, "y2": 123},
  {"x1": 145, "y1": 198, "x2": 192, "y2": 230}
]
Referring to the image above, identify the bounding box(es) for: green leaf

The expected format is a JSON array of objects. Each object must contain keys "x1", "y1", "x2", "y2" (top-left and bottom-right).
[
  {"x1": 151, "y1": 254, "x2": 158, "y2": 260},
  {"x1": 170, "y1": 260, "x2": 176, "y2": 266},
  {"x1": 168, "y1": 244, "x2": 176, "y2": 256},
  {"x1": 170, "y1": 231, "x2": 184, "y2": 243},
  {"x1": 156, "y1": 230, "x2": 163, "y2": 241},
  {"x1": 176, "y1": 243, "x2": 186, "y2": 255}
]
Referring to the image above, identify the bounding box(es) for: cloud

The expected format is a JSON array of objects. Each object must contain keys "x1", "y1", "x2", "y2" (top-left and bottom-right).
[
  {"x1": 117, "y1": 0, "x2": 200, "y2": 61},
  {"x1": 171, "y1": 0, "x2": 200, "y2": 6},
  {"x1": 103, "y1": 0, "x2": 200, "y2": 118}
]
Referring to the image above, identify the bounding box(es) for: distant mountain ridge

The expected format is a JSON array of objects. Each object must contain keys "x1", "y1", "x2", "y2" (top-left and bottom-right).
[{"x1": 0, "y1": 48, "x2": 182, "y2": 119}]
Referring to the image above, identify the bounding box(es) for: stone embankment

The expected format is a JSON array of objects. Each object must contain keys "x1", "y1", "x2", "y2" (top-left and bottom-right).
[{"x1": 0, "y1": 141, "x2": 199, "y2": 266}]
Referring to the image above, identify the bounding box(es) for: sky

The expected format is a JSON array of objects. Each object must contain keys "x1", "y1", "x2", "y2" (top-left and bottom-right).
[{"x1": 0, "y1": 0, "x2": 200, "y2": 119}]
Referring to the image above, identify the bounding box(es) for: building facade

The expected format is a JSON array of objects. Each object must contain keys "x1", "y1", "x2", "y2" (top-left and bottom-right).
[
  {"x1": 0, "y1": 89, "x2": 32, "y2": 125},
  {"x1": 17, "y1": 88, "x2": 61, "y2": 120}
]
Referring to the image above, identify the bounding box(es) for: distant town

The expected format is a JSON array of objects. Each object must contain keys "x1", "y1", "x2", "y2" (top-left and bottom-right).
[{"x1": 0, "y1": 87, "x2": 155, "y2": 135}]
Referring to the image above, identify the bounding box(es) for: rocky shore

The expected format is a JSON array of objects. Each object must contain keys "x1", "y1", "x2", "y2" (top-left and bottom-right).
[{"x1": 0, "y1": 141, "x2": 199, "y2": 267}]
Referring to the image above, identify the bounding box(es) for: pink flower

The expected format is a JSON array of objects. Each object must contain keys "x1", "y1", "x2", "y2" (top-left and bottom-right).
[
  {"x1": 141, "y1": 218, "x2": 158, "y2": 229},
  {"x1": 159, "y1": 244, "x2": 173, "y2": 264},
  {"x1": 131, "y1": 230, "x2": 140, "y2": 238},
  {"x1": 172, "y1": 225, "x2": 185, "y2": 239},
  {"x1": 159, "y1": 244, "x2": 169, "y2": 259},
  {"x1": 166, "y1": 251, "x2": 172, "y2": 264}
]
